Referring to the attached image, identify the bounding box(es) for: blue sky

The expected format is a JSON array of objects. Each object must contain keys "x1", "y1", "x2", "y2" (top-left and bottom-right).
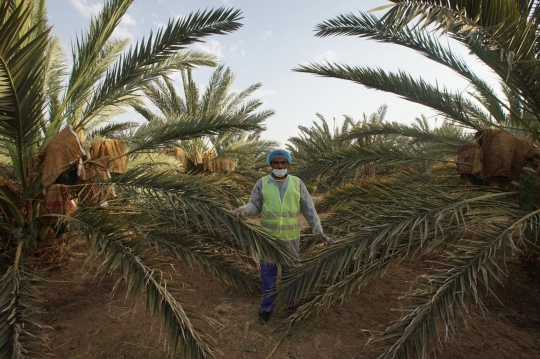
[{"x1": 47, "y1": 0, "x2": 495, "y2": 146}]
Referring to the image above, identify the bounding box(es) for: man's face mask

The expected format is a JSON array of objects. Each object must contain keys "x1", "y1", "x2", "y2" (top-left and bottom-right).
[{"x1": 272, "y1": 168, "x2": 288, "y2": 177}]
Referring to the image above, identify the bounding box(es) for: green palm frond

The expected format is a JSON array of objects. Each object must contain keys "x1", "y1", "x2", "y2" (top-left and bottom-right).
[
  {"x1": 76, "y1": 7, "x2": 242, "y2": 131},
  {"x1": 310, "y1": 4, "x2": 540, "y2": 133},
  {"x1": 112, "y1": 167, "x2": 294, "y2": 265},
  {"x1": 223, "y1": 83, "x2": 263, "y2": 115},
  {"x1": 343, "y1": 118, "x2": 472, "y2": 146},
  {"x1": 466, "y1": 39, "x2": 540, "y2": 126},
  {"x1": 138, "y1": 62, "x2": 275, "y2": 174},
  {"x1": 0, "y1": 248, "x2": 47, "y2": 358},
  {"x1": 0, "y1": 0, "x2": 279, "y2": 357},
  {"x1": 287, "y1": 111, "x2": 376, "y2": 189},
  {"x1": 0, "y1": 58, "x2": 17, "y2": 146},
  {"x1": 213, "y1": 135, "x2": 278, "y2": 167},
  {"x1": 182, "y1": 68, "x2": 200, "y2": 116},
  {"x1": 48, "y1": 0, "x2": 133, "y2": 136},
  {"x1": 145, "y1": 75, "x2": 187, "y2": 118},
  {"x1": 294, "y1": 63, "x2": 491, "y2": 130},
  {"x1": 126, "y1": 112, "x2": 265, "y2": 154},
  {"x1": 147, "y1": 229, "x2": 259, "y2": 295},
  {"x1": 315, "y1": 12, "x2": 511, "y2": 127},
  {"x1": 133, "y1": 102, "x2": 165, "y2": 122},
  {"x1": 373, "y1": 208, "x2": 539, "y2": 359},
  {"x1": 0, "y1": 1, "x2": 50, "y2": 196},
  {"x1": 43, "y1": 37, "x2": 67, "y2": 125},
  {"x1": 63, "y1": 37, "x2": 131, "y2": 127},
  {"x1": 294, "y1": 143, "x2": 437, "y2": 183},
  {"x1": 167, "y1": 50, "x2": 218, "y2": 71},
  {"x1": 288, "y1": 115, "x2": 338, "y2": 159},
  {"x1": 200, "y1": 64, "x2": 234, "y2": 116},
  {"x1": 291, "y1": 1, "x2": 540, "y2": 357},
  {"x1": 66, "y1": 209, "x2": 217, "y2": 358},
  {"x1": 86, "y1": 121, "x2": 139, "y2": 140},
  {"x1": 316, "y1": 171, "x2": 435, "y2": 211},
  {"x1": 382, "y1": 0, "x2": 524, "y2": 30},
  {"x1": 31, "y1": 0, "x2": 47, "y2": 33},
  {"x1": 278, "y1": 179, "x2": 517, "y2": 322},
  {"x1": 379, "y1": 1, "x2": 540, "y2": 121}
]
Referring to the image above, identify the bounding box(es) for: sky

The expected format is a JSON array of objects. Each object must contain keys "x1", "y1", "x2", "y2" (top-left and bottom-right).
[{"x1": 47, "y1": 0, "x2": 496, "y2": 147}]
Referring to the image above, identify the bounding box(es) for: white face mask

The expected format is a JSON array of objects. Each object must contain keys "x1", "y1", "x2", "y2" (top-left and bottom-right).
[{"x1": 272, "y1": 168, "x2": 288, "y2": 177}]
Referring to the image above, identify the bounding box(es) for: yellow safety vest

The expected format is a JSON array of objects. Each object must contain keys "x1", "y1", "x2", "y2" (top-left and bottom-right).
[{"x1": 261, "y1": 175, "x2": 301, "y2": 240}]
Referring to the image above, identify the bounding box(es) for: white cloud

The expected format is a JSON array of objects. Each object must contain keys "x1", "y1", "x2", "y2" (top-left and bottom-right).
[
  {"x1": 229, "y1": 41, "x2": 245, "y2": 58},
  {"x1": 312, "y1": 50, "x2": 339, "y2": 63},
  {"x1": 220, "y1": 0, "x2": 232, "y2": 6},
  {"x1": 168, "y1": 71, "x2": 183, "y2": 83},
  {"x1": 154, "y1": 21, "x2": 167, "y2": 29},
  {"x1": 171, "y1": 13, "x2": 185, "y2": 21},
  {"x1": 196, "y1": 40, "x2": 224, "y2": 59},
  {"x1": 111, "y1": 14, "x2": 136, "y2": 40},
  {"x1": 122, "y1": 14, "x2": 137, "y2": 26},
  {"x1": 69, "y1": 0, "x2": 102, "y2": 18},
  {"x1": 112, "y1": 26, "x2": 134, "y2": 40},
  {"x1": 253, "y1": 89, "x2": 275, "y2": 97},
  {"x1": 263, "y1": 30, "x2": 272, "y2": 40}
]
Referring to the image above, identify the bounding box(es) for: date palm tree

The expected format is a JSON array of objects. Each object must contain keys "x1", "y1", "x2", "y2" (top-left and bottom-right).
[
  {"x1": 277, "y1": 1, "x2": 540, "y2": 358},
  {"x1": 286, "y1": 105, "x2": 390, "y2": 190},
  {"x1": 136, "y1": 64, "x2": 278, "y2": 183},
  {"x1": 0, "y1": 1, "x2": 291, "y2": 358}
]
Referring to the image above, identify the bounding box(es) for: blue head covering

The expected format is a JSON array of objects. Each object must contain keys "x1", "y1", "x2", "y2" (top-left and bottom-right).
[{"x1": 267, "y1": 149, "x2": 292, "y2": 164}]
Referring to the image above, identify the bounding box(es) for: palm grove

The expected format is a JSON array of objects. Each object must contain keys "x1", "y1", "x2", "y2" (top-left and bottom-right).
[{"x1": 1, "y1": 1, "x2": 539, "y2": 359}]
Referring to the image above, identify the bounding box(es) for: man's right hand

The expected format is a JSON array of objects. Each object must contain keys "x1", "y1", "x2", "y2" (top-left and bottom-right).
[{"x1": 230, "y1": 208, "x2": 245, "y2": 218}]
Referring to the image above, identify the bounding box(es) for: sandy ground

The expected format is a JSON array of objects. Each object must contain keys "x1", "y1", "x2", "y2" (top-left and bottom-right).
[{"x1": 38, "y1": 240, "x2": 540, "y2": 359}]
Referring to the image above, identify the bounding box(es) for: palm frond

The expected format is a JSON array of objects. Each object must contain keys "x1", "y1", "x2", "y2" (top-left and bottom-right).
[
  {"x1": 277, "y1": 178, "x2": 517, "y2": 318},
  {"x1": 292, "y1": 1, "x2": 540, "y2": 357},
  {"x1": 147, "y1": 229, "x2": 259, "y2": 295},
  {"x1": 112, "y1": 167, "x2": 294, "y2": 265},
  {"x1": 48, "y1": 0, "x2": 133, "y2": 136},
  {"x1": 379, "y1": 1, "x2": 540, "y2": 123},
  {"x1": 43, "y1": 37, "x2": 67, "y2": 125},
  {"x1": 373, "y1": 209, "x2": 539, "y2": 359},
  {"x1": 343, "y1": 118, "x2": 472, "y2": 146},
  {"x1": 66, "y1": 209, "x2": 217, "y2": 358},
  {"x1": 200, "y1": 64, "x2": 233, "y2": 116},
  {"x1": 76, "y1": 7, "x2": 242, "y2": 131},
  {"x1": 223, "y1": 83, "x2": 263, "y2": 115},
  {"x1": 315, "y1": 12, "x2": 512, "y2": 127},
  {"x1": 182, "y1": 68, "x2": 200, "y2": 116},
  {"x1": 125, "y1": 112, "x2": 265, "y2": 154},
  {"x1": 132, "y1": 102, "x2": 165, "y2": 122},
  {"x1": 294, "y1": 143, "x2": 438, "y2": 183},
  {"x1": 86, "y1": 121, "x2": 139, "y2": 140},
  {"x1": 0, "y1": 1, "x2": 50, "y2": 196},
  {"x1": 294, "y1": 62, "x2": 492, "y2": 130},
  {"x1": 61, "y1": 37, "x2": 131, "y2": 128},
  {"x1": 0, "y1": 253, "x2": 47, "y2": 358}
]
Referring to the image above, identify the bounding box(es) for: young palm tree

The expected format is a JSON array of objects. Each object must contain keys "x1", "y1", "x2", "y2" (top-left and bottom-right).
[
  {"x1": 286, "y1": 105, "x2": 390, "y2": 190},
  {"x1": 0, "y1": 1, "x2": 291, "y2": 358},
  {"x1": 275, "y1": 1, "x2": 540, "y2": 358},
  {"x1": 136, "y1": 65, "x2": 278, "y2": 181}
]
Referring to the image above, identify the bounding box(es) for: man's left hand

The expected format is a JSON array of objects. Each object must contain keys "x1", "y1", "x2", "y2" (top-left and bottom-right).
[{"x1": 317, "y1": 233, "x2": 333, "y2": 247}]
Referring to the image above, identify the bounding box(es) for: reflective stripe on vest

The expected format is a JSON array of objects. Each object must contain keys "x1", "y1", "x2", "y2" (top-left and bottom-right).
[{"x1": 261, "y1": 175, "x2": 301, "y2": 240}]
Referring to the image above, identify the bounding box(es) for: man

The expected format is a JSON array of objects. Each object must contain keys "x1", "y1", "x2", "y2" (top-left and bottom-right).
[{"x1": 230, "y1": 149, "x2": 332, "y2": 323}]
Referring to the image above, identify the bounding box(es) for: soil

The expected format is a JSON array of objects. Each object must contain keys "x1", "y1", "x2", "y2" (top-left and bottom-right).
[{"x1": 38, "y1": 240, "x2": 540, "y2": 359}]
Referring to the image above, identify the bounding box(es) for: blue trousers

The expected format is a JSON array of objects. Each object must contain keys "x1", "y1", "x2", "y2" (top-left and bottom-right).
[{"x1": 260, "y1": 263, "x2": 290, "y2": 312}]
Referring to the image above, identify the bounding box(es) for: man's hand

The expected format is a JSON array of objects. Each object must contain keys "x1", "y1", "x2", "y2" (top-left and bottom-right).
[
  {"x1": 230, "y1": 207, "x2": 245, "y2": 219},
  {"x1": 317, "y1": 233, "x2": 333, "y2": 247}
]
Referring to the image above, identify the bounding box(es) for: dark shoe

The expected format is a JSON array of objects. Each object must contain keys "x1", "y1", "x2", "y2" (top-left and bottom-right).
[{"x1": 258, "y1": 310, "x2": 271, "y2": 323}]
